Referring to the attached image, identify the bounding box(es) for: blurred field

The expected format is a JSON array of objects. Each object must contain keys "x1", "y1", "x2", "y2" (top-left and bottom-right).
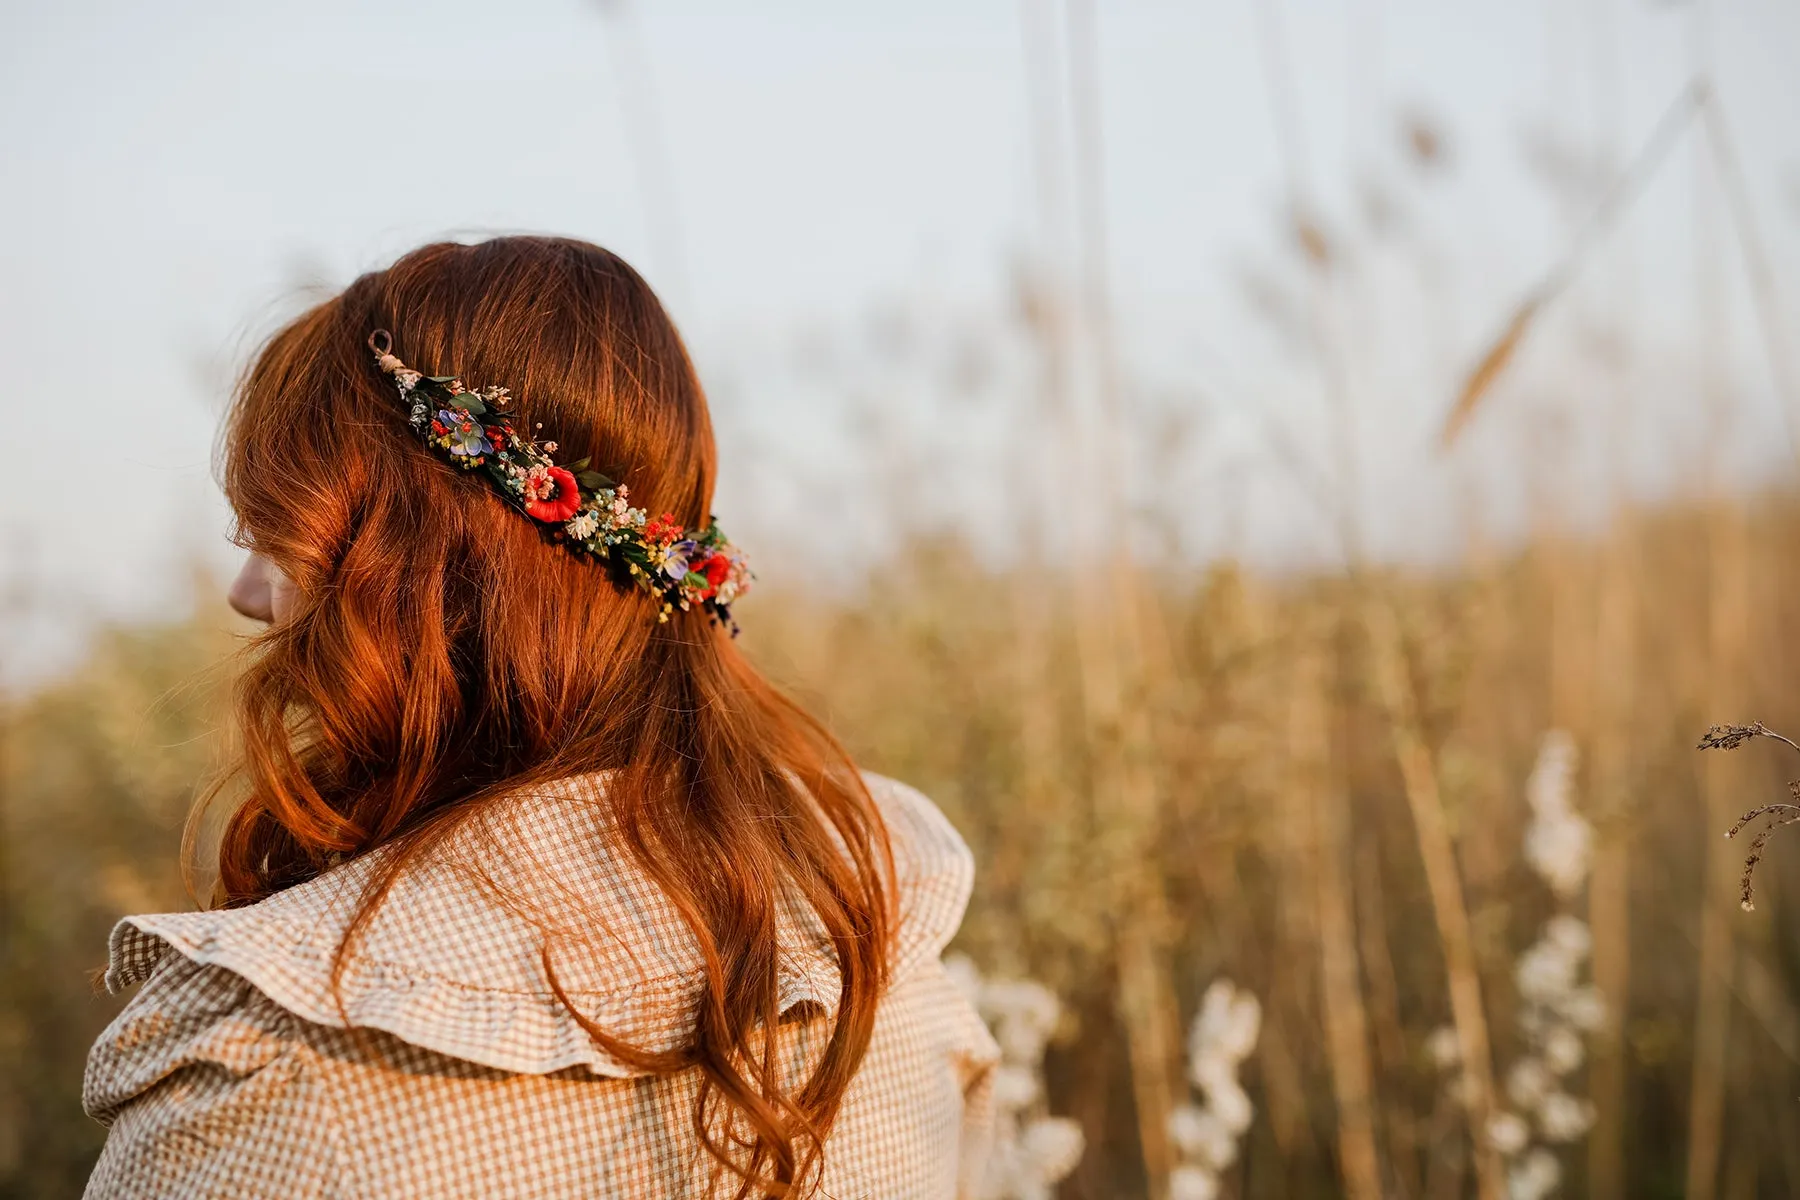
[
  {"x1": 4, "y1": 498, "x2": 1800, "y2": 1198},
  {"x1": 4, "y1": 8, "x2": 1799, "y2": 1193}
]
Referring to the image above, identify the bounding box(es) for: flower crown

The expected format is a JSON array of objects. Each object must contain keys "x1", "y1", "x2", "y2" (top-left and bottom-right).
[{"x1": 366, "y1": 329, "x2": 751, "y2": 630}]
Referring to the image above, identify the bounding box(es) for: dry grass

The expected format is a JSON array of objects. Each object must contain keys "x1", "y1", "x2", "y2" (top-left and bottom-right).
[{"x1": 4, "y1": 498, "x2": 1800, "y2": 1197}]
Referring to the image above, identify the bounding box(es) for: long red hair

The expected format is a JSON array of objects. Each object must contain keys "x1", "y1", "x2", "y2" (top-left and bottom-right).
[{"x1": 207, "y1": 236, "x2": 892, "y2": 1195}]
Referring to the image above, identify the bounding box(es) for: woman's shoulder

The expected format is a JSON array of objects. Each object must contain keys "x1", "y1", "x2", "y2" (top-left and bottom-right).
[
  {"x1": 92, "y1": 770, "x2": 975, "y2": 1083},
  {"x1": 858, "y1": 772, "x2": 977, "y2": 978},
  {"x1": 85, "y1": 950, "x2": 301, "y2": 1127},
  {"x1": 94, "y1": 775, "x2": 721, "y2": 1080},
  {"x1": 82, "y1": 951, "x2": 347, "y2": 1198}
]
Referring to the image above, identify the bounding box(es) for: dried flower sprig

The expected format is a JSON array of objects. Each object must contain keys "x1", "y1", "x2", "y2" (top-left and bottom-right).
[
  {"x1": 1697, "y1": 722, "x2": 1800, "y2": 911},
  {"x1": 944, "y1": 955, "x2": 1085, "y2": 1200},
  {"x1": 1697, "y1": 721, "x2": 1800, "y2": 754},
  {"x1": 1167, "y1": 979, "x2": 1262, "y2": 1200},
  {"x1": 366, "y1": 329, "x2": 751, "y2": 631},
  {"x1": 1429, "y1": 732, "x2": 1604, "y2": 1200}
]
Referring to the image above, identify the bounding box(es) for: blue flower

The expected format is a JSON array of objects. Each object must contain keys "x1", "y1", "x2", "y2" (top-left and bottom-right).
[
  {"x1": 660, "y1": 540, "x2": 699, "y2": 580},
  {"x1": 438, "y1": 409, "x2": 493, "y2": 458}
]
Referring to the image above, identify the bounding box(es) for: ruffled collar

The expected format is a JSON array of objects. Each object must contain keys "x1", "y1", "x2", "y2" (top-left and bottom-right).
[{"x1": 104, "y1": 772, "x2": 973, "y2": 1078}]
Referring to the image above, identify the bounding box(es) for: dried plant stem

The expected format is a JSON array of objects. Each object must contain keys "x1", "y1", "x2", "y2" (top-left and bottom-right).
[
  {"x1": 1438, "y1": 80, "x2": 1707, "y2": 448},
  {"x1": 1089, "y1": 574, "x2": 1181, "y2": 1200},
  {"x1": 1057, "y1": 1, "x2": 1187, "y2": 1190},
  {"x1": 1699, "y1": 94, "x2": 1800, "y2": 463},
  {"x1": 1699, "y1": 721, "x2": 1800, "y2": 757},
  {"x1": 999, "y1": 576, "x2": 1060, "y2": 905},
  {"x1": 1353, "y1": 836, "x2": 1419, "y2": 1200},
  {"x1": 1725, "y1": 803, "x2": 1800, "y2": 840},
  {"x1": 1588, "y1": 795, "x2": 1633, "y2": 1200},
  {"x1": 1115, "y1": 902, "x2": 1181, "y2": 1200},
  {"x1": 1688, "y1": 805, "x2": 1738, "y2": 1200},
  {"x1": 593, "y1": 0, "x2": 690, "y2": 307},
  {"x1": 1725, "y1": 807, "x2": 1800, "y2": 912},
  {"x1": 1252, "y1": 651, "x2": 1324, "y2": 1158},
  {"x1": 1097, "y1": 687, "x2": 1181, "y2": 1199},
  {"x1": 1265, "y1": 726, "x2": 1321, "y2": 1159},
  {"x1": 1587, "y1": 805, "x2": 1631, "y2": 1198},
  {"x1": 1687, "y1": 498, "x2": 1749, "y2": 1200},
  {"x1": 1048, "y1": 288, "x2": 1178, "y2": 1200},
  {"x1": 1588, "y1": 501, "x2": 1638, "y2": 1200},
  {"x1": 1255, "y1": 1015, "x2": 1310, "y2": 1156},
  {"x1": 1686, "y1": 25, "x2": 1746, "y2": 1176},
  {"x1": 1294, "y1": 645, "x2": 1383, "y2": 1200},
  {"x1": 1361, "y1": 593, "x2": 1504, "y2": 1200}
]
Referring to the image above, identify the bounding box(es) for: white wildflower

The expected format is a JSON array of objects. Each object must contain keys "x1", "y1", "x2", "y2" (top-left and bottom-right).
[
  {"x1": 1537, "y1": 1093, "x2": 1595, "y2": 1144},
  {"x1": 1516, "y1": 941, "x2": 1579, "y2": 1004},
  {"x1": 1167, "y1": 1104, "x2": 1237, "y2": 1171},
  {"x1": 1508, "y1": 1148, "x2": 1562, "y2": 1200},
  {"x1": 1019, "y1": 1117, "x2": 1084, "y2": 1184},
  {"x1": 1525, "y1": 814, "x2": 1593, "y2": 899},
  {"x1": 963, "y1": 974, "x2": 1062, "y2": 1069},
  {"x1": 1433, "y1": 729, "x2": 1607, "y2": 1195},
  {"x1": 1426, "y1": 1025, "x2": 1462, "y2": 1070},
  {"x1": 1192, "y1": 980, "x2": 1262, "y2": 1064},
  {"x1": 1556, "y1": 985, "x2": 1607, "y2": 1033},
  {"x1": 1168, "y1": 978, "x2": 1262, "y2": 1197},
  {"x1": 954, "y1": 957, "x2": 1085, "y2": 1200},
  {"x1": 1526, "y1": 732, "x2": 1577, "y2": 815},
  {"x1": 565, "y1": 511, "x2": 600, "y2": 541},
  {"x1": 1528, "y1": 824, "x2": 1589, "y2": 898},
  {"x1": 1192, "y1": 1058, "x2": 1255, "y2": 1136},
  {"x1": 943, "y1": 952, "x2": 983, "y2": 1007},
  {"x1": 1541, "y1": 1025, "x2": 1584, "y2": 1075},
  {"x1": 992, "y1": 1019, "x2": 1056, "y2": 1066},
  {"x1": 1505, "y1": 1058, "x2": 1552, "y2": 1111},
  {"x1": 1169, "y1": 1164, "x2": 1221, "y2": 1200},
  {"x1": 1524, "y1": 732, "x2": 1591, "y2": 898},
  {"x1": 992, "y1": 1064, "x2": 1042, "y2": 1111},
  {"x1": 1487, "y1": 1111, "x2": 1531, "y2": 1156},
  {"x1": 1544, "y1": 916, "x2": 1592, "y2": 959},
  {"x1": 986, "y1": 980, "x2": 1061, "y2": 1038}
]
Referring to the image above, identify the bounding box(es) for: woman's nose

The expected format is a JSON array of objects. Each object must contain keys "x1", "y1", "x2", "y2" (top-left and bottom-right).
[{"x1": 228, "y1": 554, "x2": 275, "y2": 624}]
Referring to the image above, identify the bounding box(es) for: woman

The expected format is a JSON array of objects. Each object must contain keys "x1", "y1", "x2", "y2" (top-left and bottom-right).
[{"x1": 82, "y1": 237, "x2": 998, "y2": 1199}]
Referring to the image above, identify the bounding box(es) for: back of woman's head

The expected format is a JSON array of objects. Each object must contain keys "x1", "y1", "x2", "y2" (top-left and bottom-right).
[{"x1": 214, "y1": 236, "x2": 892, "y2": 1194}]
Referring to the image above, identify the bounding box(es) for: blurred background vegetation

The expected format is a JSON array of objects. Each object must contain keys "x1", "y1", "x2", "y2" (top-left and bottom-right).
[
  {"x1": 6, "y1": 1, "x2": 1800, "y2": 1198},
  {"x1": 8, "y1": 505, "x2": 1800, "y2": 1197}
]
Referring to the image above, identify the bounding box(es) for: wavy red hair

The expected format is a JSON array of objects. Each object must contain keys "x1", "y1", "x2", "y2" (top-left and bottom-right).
[{"x1": 205, "y1": 236, "x2": 892, "y2": 1195}]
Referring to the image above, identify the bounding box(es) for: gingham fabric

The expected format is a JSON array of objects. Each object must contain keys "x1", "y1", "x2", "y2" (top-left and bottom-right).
[{"x1": 82, "y1": 773, "x2": 999, "y2": 1199}]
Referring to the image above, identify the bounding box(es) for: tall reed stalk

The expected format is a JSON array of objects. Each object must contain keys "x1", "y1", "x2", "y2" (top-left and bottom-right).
[
  {"x1": 1294, "y1": 636, "x2": 1383, "y2": 1200},
  {"x1": 1585, "y1": 505, "x2": 1637, "y2": 1200},
  {"x1": 1687, "y1": 497, "x2": 1748, "y2": 1200},
  {"x1": 1363, "y1": 592, "x2": 1505, "y2": 1200}
]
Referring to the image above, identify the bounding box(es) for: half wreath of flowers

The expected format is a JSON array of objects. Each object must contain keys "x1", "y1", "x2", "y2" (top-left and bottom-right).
[{"x1": 367, "y1": 329, "x2": 751, "y2": 631}]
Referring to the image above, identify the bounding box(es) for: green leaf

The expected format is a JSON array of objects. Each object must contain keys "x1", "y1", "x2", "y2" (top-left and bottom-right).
[
  {"x1": 565, "y1": 456, "x2": 591, "y2": 473},
  {"x1": 683, "y1": 571, "x2": 709, "y2": 590},
  {"x1": 577, "y1": 471, "x2": 615, "y2": 490},
  {"x1": 426, "y1": 375, "x2": 459, "y2": 384},
  {"x1": 452, "y1": 397, "x2": 487, "y2": 416}
]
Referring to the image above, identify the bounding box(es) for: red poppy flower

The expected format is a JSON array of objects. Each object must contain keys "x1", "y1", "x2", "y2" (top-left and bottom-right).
[
  {"x1": 700, "y1": 553, "x2": 733, "y2": 596},
  {"x1": 523, "y1": 466, "x2": 581, "y2": 523}
]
